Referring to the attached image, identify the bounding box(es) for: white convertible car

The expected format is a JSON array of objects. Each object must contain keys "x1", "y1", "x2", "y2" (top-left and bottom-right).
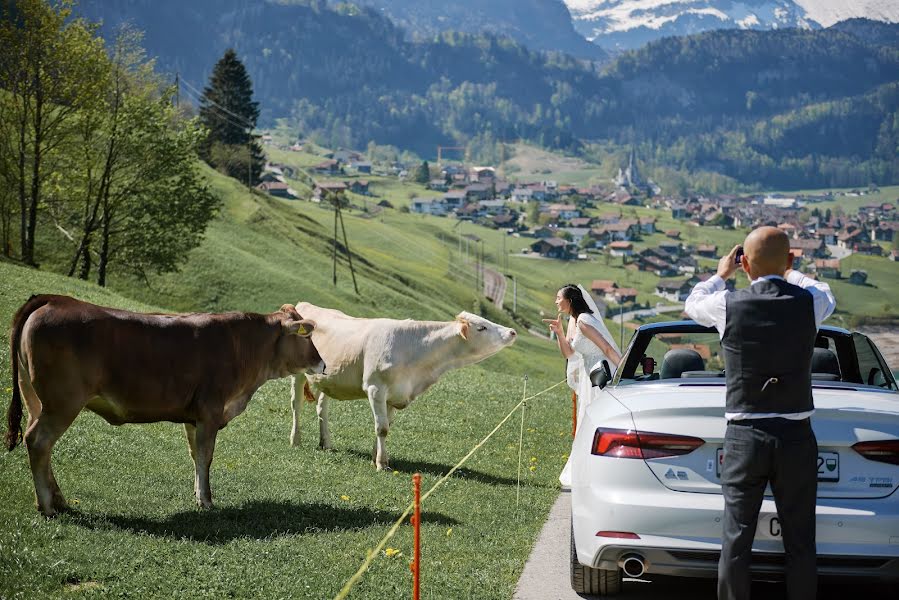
[{"x1": 570, "y1": 321, "x2": 899, "y2": 595}]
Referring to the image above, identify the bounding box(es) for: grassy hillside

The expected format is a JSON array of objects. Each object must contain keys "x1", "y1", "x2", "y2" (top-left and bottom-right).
[{"x1": 0, "y1": 257, "x2": 571, "y2": 599}]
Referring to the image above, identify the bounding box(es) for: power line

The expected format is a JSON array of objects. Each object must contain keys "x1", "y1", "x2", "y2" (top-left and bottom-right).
[
  {"x1": 179, "y1": 85, "x2": 255, "y2": 132},
  {"x1": 179, "y1": 77, "x2": 254, "y2": 128}
]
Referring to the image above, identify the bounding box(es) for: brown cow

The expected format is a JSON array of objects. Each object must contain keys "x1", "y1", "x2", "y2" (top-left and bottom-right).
[{"x1": 5, "y1": 295, "x2": 324, "y2": 516}]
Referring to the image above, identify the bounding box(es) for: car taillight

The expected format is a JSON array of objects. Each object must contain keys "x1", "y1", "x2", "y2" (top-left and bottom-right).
[
  {"x1": 595, "y1": 531, "x2": 641, "y2": 539},
  {"x1": 852, "y1": 440, "x2": 899, "y2": 466},
  {"x1": 591, "y1": 428, "x2": 705, "y2": 459}
]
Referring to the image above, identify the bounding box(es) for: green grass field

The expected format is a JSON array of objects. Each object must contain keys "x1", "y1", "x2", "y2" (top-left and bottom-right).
[{"x1": 0, "y1": 261, "x2": 571, "y2": 600}]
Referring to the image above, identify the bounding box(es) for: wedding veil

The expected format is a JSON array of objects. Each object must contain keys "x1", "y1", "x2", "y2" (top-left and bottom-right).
[{"x1": 576, "y1": 284, "x2": 622, "y2": 355}]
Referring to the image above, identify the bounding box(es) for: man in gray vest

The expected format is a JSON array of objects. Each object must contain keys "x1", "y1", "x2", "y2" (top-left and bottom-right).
[{"x1": 685, "y1": 226, "x2": 836, "y2": 600}]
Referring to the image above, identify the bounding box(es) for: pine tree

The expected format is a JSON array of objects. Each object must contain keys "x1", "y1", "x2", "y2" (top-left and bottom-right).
[{"x1": 199, "y1": 48, "x2": 263, "y2": 184}]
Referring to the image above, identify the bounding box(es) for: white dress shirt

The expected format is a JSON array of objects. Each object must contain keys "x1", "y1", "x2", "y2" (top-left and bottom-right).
[{"x1": 684, "y1": 271, "x2": 837, "y2": 421}]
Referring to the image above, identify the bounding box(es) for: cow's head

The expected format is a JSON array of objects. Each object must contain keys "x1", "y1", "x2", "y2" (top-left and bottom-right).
[
  {"x1": 275, "y1": 304, "x2": 325, "y2": 376},
  {"x1": 455, "y1": 312, "x2": 517, "y2": 359}
]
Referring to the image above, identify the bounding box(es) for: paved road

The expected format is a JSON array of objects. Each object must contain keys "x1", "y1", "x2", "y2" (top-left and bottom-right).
[
  {"x1": 482, "y1": 265, "x2": 507, "y2": 309},
  {"x1": 826, "y1": 244, "x2": 853, "y2": 260},
  {"x1": 514, "y1": 492, "x2": 891, "y2": 600}
]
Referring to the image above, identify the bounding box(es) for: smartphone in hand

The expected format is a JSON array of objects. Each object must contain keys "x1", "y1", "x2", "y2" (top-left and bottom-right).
[{"x1": 734, "y1": 246, "x2": 744, "y2": 265}]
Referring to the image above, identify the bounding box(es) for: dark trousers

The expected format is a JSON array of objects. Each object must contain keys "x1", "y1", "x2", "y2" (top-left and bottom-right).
[{"x1": 718, "y1": 418, "x2": 818, "y2": 600}]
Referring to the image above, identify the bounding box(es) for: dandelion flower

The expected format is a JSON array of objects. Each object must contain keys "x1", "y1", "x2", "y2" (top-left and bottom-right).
[
  {"x1": 529, "y1": 465, "x2": 537, "y2": 472},
  {"x1": 340, "y1": 495, "x2": 350, "y2": 501},
  {"x1": 384, "y1": 548, "x2": 403, "y2": 558},
  {"x1": 446, "y1": 528, "x2": 453, "y2": 537},
  {"x1": 530, "y1": 456, "x2": 538, "y2": 463}
]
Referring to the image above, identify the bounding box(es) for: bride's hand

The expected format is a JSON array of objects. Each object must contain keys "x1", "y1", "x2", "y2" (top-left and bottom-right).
[{"x1": 542, "y1": 313, "x2": 563, "y2": 336}]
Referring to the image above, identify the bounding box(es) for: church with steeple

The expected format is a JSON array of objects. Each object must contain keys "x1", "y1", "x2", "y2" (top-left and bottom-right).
[{"x1": 613, "y1": 148, "x2": 659, "y2": 196}]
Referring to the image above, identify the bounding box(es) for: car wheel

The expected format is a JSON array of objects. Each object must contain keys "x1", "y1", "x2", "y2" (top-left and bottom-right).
[{"x1": 570, "y1": 520, "x2": 622, "y2": 596}]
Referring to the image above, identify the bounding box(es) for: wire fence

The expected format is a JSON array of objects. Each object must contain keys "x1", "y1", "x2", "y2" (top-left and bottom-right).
[{"x1": 334, "y1": 377, "x2": 567, "y2": 600}]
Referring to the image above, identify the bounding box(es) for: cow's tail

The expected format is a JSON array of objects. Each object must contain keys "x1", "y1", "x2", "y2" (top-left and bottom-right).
[
  {"x1": 7, "y1": 295, "x2": 49, "y2": 451},
  {"x1": 303, "y1": 379, "x2": 317, "y2": 403}
]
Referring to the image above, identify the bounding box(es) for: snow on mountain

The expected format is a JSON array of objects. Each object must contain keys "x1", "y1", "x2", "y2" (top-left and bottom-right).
[
  {"x1": 792, "y1": 0, "x2": 899, "y2": 27},
  {"x1": 564, "y1": 1, "x2": 897, "y2": 50}
]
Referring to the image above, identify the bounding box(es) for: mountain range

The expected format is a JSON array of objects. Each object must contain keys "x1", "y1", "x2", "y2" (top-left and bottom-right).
[
  {"x1": 565, "y1": 1, "x2": 899, "y2": 50},
  {"x1": 73, "y1": 1, "x2": 899, "y2": 189}
]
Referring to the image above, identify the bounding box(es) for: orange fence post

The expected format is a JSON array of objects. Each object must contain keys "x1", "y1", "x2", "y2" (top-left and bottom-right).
[
  {"x1": 572, "y1": 391, "x2": 578, "y2": 437},
  {"x1": 411, "y1": 473, "x2": 422, "y2": 600}
]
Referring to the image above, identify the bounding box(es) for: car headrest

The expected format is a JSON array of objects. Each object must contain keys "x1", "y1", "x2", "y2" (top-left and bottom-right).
[
  {"x1": 660, "y1": 349, "x2": 705, "y2": 380},
  {"x1": 811, "y1": 347, "x2": 840, "y2": 378}
]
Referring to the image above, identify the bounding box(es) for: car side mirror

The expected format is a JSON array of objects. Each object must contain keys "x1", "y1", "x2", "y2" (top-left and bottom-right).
[
  {"x1": 590, "y1": 360, "x2": 612, "y2": 389},
  {"x1": 641, "y1": 356, "x2": 656, "y2": 375}
]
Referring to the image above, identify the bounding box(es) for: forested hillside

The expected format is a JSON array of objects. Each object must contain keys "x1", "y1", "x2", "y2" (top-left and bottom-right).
[{"x1": 77, "y1": 1, "x2": 899, "y2": 188}]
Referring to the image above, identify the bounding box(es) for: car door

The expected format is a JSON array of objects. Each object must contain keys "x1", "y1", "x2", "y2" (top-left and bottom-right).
[{"x1": 851, "y1": 332, "x2": 898, "y2": 391}]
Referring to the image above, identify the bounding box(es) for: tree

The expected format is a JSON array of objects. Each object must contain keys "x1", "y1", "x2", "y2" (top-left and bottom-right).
[
  {"x1": 49, "y1": 28, "x2": 219, "y2": 286},
  {"x1": 0, "y1": 0, "x2": 108, "y2": 265},
  {"x1": 198, "y1": 48, "x2": 263, "y2": 185},
  {"x1": 413, "y1": 160, "x2": 430, "y2": 184}
]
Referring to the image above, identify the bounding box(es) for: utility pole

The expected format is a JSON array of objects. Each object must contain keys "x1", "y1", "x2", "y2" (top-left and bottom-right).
[{"x1": 174, "y1": 72, "x2": 180, "y2": 108}]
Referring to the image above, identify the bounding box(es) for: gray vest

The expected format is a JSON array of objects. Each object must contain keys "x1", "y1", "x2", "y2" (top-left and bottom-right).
[{"x1": 722, "y1": 278, "x2": 816, "y2": 415}]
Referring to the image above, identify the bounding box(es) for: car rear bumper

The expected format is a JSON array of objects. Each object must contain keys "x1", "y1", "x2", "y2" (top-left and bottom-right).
[
  {"x1": 572, "y1": 479, "x2": 899, "y2": 581},
  {"x1": 593, "y1": 545, "x2": 899, "y2": 581}
]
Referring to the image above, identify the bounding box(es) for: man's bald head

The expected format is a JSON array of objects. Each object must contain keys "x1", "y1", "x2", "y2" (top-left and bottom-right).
[{"x1": 742, "y1": 226, "x2": 792, "y2": 278}]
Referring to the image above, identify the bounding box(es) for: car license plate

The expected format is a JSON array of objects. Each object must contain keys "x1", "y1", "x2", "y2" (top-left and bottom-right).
[
  {"x1": 758, "y1": 513, "x2": 783, "y2": 539},
  {"x1": 716, "y1": 448, "x2": 839, "y2": 482}
]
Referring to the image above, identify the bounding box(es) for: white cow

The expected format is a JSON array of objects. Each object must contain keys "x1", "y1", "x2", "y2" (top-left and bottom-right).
[{"x1": 289, "y1": 303, "x2": 517, "y2": 470}]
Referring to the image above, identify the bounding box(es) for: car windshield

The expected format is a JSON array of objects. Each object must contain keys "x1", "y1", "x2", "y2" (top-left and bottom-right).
[{"x1": 615, "y1": 322, "x2": 898, "y2": 392}]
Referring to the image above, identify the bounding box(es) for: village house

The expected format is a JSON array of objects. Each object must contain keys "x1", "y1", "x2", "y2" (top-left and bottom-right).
[
  {"x1": 665, "y1": 229, "x2": 682, "y2": 240},
  {"x1": 558, "y1": 227, "x2": 591, "y2": 245},
  {"x1": 837, "y1": 229, "x2": 867, "y2": 250},
  {"x1": 591, "y1": 222, "x2": 637, "y2": 244},
  {"x1": 443, "y1": 190, "x2": 467, "y2": 209},
  {"x1": 347, "y1": 180, "x2": 370, "y2": 195},
  {"x1": 411, "y1": 197, "x2": 447, "y2": 216},
  {"x1": 545, "y1": 203, "x2": 581, "y2": 220},
  {"x1": 872, "y1": 222, "x2": 899, "y2": 242},
  {"x1": 491, "y1": 213, "x2": 519, "y2": 230},
  {"x1": 313, "y1": 181, "x2": 348, "y2": 201},
  {"x1": 656, "y1": 279, "x2": 693, "y2": 302},
  {"x1": 814, "y1": 227, "x2": 837, "y2": 245},
  {"x1": 455, "y1": 203, "x2": 483, "y2": 220},
  {"x1": 313, "y1": 159, "x2": 341, "y2": 175},
  {"x1": 591, "y1": 280, "x2": 619, "y2": 303},
  {"x1": 610, "y1": 287, "x2": 639, "y2": 304},
  {"x1": 569, "y1": 217, "x2": 593, "y2": 229},
  {"x1": 470, "y1": 167, "x2": 496, "y2": 183},
  {"x1": 477, "y1": 199, "x2": 506, "y2": 215},
  {"x1": 790, "y1": 238, "x2": 827, "y2": 259},
  {"x1": 350, "y1": 161, "x2": 372, "y2": 174},
  {"x1": 848, "y1": 270, "x2": 868, "y2": 285},
  {"x1": 854, "y1": 242, "x2": 883, "y2": 256},
  {"x1": 638, "y1": 255, "x2": 677, "y2": 277},
  {"x1": 696, "y1": 244, "x2": 718, "y2": 258},
  {"x1": 814, "y1": 258, "x2": 841, "y2": 279},
  {"x1": 464, "y1": 184, "x2": 492, "y2": 202},
  {"x1": 608, "y1": 241, "x2": 634, "y2": 258},
  {"x1": 510, "y1": 188, "x2": 534, "y2": 203},
  {"x1": 530, "y1": 237, "x2": 573, "y2": 259},
  {"x1": 255, "y1": 181, "x2": 298, "y2": 200},
  {"x1": 428, "y1": 179, "x2": 449, "y2": 192}
]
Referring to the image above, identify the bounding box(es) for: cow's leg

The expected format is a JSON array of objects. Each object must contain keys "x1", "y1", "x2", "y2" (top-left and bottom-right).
[
  {"x1": 366, "y1": 385, "x2": 390, "y2": 471},
  {"x1": 184, "y1": 424, "x2": 200, "y2": 500},
  {"x1": 317, "y1": 392, "x2": 331, "y2": 450},
  {"x1": 24, "y1": 402, "x2": 81, "y2": 517},
  {"x1": 290, "y1": 376, "x2": 302, "y2": 447},
  {"x1": 192, "y1": 421, "x2": 219, "y2": 509}
]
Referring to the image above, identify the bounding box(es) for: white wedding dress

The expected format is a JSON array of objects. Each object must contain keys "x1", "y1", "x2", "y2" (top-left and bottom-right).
[{"x1": 559, "y1": 312, "x2": 617, "y2": 488}]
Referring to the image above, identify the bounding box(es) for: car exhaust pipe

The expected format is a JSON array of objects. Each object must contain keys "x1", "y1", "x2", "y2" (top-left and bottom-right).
[{"x1": 619, "y1": 553, "x2": 646, "y2": 578}]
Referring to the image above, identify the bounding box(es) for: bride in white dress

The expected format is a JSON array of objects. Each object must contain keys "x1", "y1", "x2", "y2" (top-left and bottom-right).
[{"x1": 543, "y1": 284, "x2": 622, "y2": 488}]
